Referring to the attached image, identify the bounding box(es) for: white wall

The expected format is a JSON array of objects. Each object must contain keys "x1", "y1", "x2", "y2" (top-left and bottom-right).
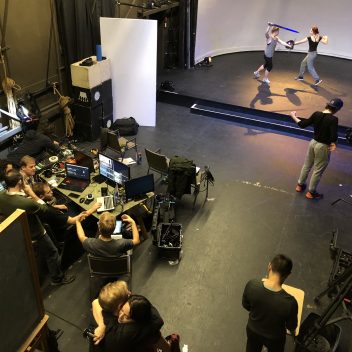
[
  {"x1": 195, "y1": 0, "x2": 352, "y2": 62},
  {"x1": 100, "y1": 18, "x2": 157, "y2": 126}
]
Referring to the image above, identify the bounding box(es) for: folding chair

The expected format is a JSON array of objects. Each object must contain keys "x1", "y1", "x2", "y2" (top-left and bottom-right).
[
  {"x1": 87, "y1": 253, "x2": 132, "y2": 299},
  {"x1": 145, "y1": 148, "x2": 169, "y2": 181},
  {"x1": 107, "y1": 131, "x2": 137, "y2": 161}
]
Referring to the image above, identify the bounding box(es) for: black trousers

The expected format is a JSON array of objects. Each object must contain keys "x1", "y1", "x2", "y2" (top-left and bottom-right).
[
  {"x1": 263, "y1": 54, "x2": 273, "y2": 72},
  {"x1": 246, "y1": 326, "x2": 285, "y2": 352}
]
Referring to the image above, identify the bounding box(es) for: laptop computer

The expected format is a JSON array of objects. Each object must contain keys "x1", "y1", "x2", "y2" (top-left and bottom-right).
[
  {"x1": 96, "y1": 195, "x2": 115, "y2": 212},
  {"x1": 58, "y1": 164, "x2": 90, "y2": 193},
  {"x1": 74, "y1": 150, "x2": 95, "y2": 173}
]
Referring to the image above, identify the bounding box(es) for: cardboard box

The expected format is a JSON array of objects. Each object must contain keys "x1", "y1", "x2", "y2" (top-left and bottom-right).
[{"x1": 71, "y1": 56, "x2": 111, "y2": 89}]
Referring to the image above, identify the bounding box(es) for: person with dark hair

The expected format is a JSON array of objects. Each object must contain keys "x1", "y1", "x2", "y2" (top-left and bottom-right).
[
  {"x1": 92, "y1": 291, "x2": 165, "y2": 352},
  {"x1": 120, "y1": 295, "x2": 152, "y2": 324},
  {"x1": 0, "y1": 159, "x2": 14, "y2": 192},
  {"x1": 253, "y1": 23, "x2": 291, "y2": 85},
  {"x1": 242, "y1": 254, "x2": 298, "y2": 352},
  {"x1": 294, "y1": 26, "x2": 329, "y2": 86},
  {"x1": 6, "y1": 126, "x2": 60, "y2": 165},
  {"x1": 32, "y1": 181, "x2": 100, "y2": 242},
  {"x1": 0, "y1": 170, "x2": 75, "y2": 285},
  {"x1": 290, "y1": 98, "x2": 343, "y2": 199}
]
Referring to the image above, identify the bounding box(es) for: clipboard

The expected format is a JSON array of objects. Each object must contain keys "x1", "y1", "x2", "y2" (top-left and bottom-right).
[{"x1": 282, "y1": 284, "x2": 305, "y2": 336}]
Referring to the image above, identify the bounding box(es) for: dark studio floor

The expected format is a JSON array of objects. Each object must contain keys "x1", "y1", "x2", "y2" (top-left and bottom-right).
[{"x1": 43, "y1": 53, "x2": 352, "y2": 352}]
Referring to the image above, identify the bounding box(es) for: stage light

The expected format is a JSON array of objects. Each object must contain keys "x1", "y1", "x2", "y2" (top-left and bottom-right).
[
  {"x1": 196, "y1": 56, "x2": 213, "y2": 68},
  {"x1": 204, "y1": 56, "x2": 212, "y2": 65}
]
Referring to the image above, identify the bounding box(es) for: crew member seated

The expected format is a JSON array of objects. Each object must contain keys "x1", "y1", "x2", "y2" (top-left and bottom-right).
[
  {"x1": 0, "y1": 159, "x2": 14, "y2": 192},
  {"x1": 19, "y1": 155, "x2": 38, "y2": 186},
  {"x1": 7, "y1": 125, "x2": 60, "y2": 165},
  {"x1": 76, "y1": 212, "x2": 140, "y2": 257},
  {"x1": 32, "y1": 181, "x2": 101, "y2": 242},
  {"x1": 0, "y1": 170, "x2": 75, "y2": 285}
]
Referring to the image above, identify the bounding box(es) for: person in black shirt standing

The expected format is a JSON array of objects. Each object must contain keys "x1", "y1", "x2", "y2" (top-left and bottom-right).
[
  {"x1": 242, "y1": 254, "x2": 298, "y2": 352},
  {"x1": 290, "y1": 98, "x2": 343, "y2": 199},
  {"x1": 293, "y1": 26, "x2": 328, "y2": 86}
]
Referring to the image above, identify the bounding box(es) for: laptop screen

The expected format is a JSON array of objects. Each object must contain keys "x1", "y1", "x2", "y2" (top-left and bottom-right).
[
  {"x1": 65, "y1": 164, "x2": 90, "y2": 180},
  {"x1": 74, "y1": 150, "x2": 95, "y2": 172},
  {"x1": 98, "y1": 153, "x2": 130, "y2": 185},
  {"x1": 124, "y1": 174, "x2": 154, "y2": 200}
]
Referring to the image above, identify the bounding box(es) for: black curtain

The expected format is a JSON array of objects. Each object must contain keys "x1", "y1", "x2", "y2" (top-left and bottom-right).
[
  {"x1": 55, "y1": 0, "x2": 115, "y2": 90},
  {"x1": 178, "y1": 0, "x2": 198, "y2": 68},
  {"x1": 189, "y1": 0, "x2": 198, "y2": 67}
]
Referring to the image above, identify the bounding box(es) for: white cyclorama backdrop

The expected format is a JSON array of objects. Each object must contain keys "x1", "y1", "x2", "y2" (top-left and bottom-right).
[
  {"x1": 100, "y1": 18, "x2": 157, "y2": 126},
  {"x1": 195, "y1": 0, "x2": 352, "y2": 62}
]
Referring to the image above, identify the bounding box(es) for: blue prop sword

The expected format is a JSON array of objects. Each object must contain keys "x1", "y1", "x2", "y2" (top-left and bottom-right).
[{"x1": 271, "y1": 23, "x2": 299, "y2": 33}]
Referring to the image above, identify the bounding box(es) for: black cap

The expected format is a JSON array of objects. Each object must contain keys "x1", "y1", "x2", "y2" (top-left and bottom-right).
[{"x1": 327, "y1": 98, "x2": 343, "y2": 110}]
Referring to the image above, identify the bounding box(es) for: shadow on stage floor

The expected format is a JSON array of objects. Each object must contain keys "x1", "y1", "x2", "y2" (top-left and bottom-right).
[{"x1": 158, "y1": 51, "x2": 352, "y2": 127}]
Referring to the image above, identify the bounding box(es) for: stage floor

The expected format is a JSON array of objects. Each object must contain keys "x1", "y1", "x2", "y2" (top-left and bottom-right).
[{"x1": 159, "y1": 51, "x2": 352, "y2": 126}]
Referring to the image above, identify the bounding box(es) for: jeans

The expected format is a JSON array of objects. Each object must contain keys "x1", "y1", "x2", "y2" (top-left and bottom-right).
[
  {"x1": 299, "y1": 51, "x2": 319, "y2": 81},
  {"x1": 36, "y1": 233, "x2": 63, "y2": 282},
  {"x1": 246, "y1": 327, "x2": 285, "y2": 352},
  {"x1": 298, "y1": 139, "x2": 330, "y2": 193}
]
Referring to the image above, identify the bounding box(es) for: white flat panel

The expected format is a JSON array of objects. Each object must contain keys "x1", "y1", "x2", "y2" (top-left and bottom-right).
[
  {"x1": 101, "y1": 18, "x2": 157, "y2": 126},
  {"x1": 196, "y1": 0, "x2": 352, "y2": 61}
]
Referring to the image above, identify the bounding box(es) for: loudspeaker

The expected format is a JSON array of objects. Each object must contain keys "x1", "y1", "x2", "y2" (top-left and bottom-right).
[
  {"x1": 72, "y1": 79, "x2": 112, "y2": 107},
  {"x1": 102, "y1": 97, "x2": 113, "y2": 116},
  {"x1": 74, "y1": 120, "x2": 101, "y2": 141},
  {"x1": 101, "y1": 113, "x2": 113, "y2": 129},
  {"x1": 74, "y1": 104, "x2": 103, "y2": 125}
]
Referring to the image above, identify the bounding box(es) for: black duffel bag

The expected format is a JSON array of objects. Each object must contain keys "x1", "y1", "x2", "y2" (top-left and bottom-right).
[{"x1": 111, "y1": 116, "x2": 139, "y2": 136}]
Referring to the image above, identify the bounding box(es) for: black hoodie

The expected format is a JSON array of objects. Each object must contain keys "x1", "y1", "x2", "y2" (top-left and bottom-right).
[{"x1": 7, "y1": 130, "x2": 60, "y2": 165}]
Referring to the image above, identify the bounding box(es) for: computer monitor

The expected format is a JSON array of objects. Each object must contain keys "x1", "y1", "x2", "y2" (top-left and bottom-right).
[
  {"x1": 98, "y1": 152, "x2": 130, "y2": 185},
  {"x1": 65, "y1": 163, "x2": 90, "y2": 180},
  {"x1": 124, "y1": 174, "x2": 154, "y2": 201},
  {"x1": 74, "y1": 150, "x2": 95, "y2": 173}
]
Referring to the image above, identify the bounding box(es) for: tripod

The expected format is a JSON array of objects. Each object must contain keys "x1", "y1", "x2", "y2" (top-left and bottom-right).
[
  {"x1": 296, "y1": 265, "x2": 352, "y2": 351},
  {"x1": 201, "y1": 166, "x2": 214, "y2": 201}
]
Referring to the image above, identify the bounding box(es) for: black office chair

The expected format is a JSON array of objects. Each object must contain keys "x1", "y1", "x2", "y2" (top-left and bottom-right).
[
  {"x1": 87, "y1": 253, "x2": 132, "y2": 299},
  {"x1": 145, "y1": 148, "x2": 169, "y2": 181}
]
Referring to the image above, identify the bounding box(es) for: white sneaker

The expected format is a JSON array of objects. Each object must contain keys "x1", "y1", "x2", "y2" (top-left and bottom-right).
[
  {"x1": 263, "y1": 78, "x2": 270, "y2": 84},
  {"x1": 253, "y1": 71, "x2": 260, "y2": 78}
]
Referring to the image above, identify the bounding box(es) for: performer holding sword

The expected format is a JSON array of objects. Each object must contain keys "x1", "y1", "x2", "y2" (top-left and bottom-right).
[{"x1": 253, "y1": 22, "x2": 293, "y2": 85}]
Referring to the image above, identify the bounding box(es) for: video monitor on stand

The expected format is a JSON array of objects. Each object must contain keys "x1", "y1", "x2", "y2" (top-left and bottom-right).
[
  {"x1": 124, "y1": 174, "x2": 154, "y2": 201},
  {"x1": 95, "y1": 152, "x2": 130, "y2": 187}
]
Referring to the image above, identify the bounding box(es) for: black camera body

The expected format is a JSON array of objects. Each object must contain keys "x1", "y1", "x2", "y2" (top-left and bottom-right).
[{"x1": 83, "y1": 327, "x2": 95, "y2": 342}]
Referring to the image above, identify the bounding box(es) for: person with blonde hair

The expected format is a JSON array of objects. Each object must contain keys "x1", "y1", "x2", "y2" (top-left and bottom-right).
[
  {"x1": 91, "y1": 280, "x2": 131, "y2": 345},
  {"x1": 19, "y1": 155, "x2": 37, "y2": 186},
  {"x1": 294, "y1": 25, "x2": 328, "y2": 86},
  {"x1": 254, "y1": 23, "x2": 291, "y2": 85},
  {"x1": 76, "y1": 212, "x2": 140, "y2": 257},
  {"x1": 91, "y1": 281, "x2": 166, "y2": 351}
]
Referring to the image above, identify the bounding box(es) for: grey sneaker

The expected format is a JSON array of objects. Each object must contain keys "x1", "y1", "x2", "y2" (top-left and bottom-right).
[
  {"x1": 314, "y1": 79, "x2": 323, "y2": 86},
  {"x1": 253, "y1": 71, "x2": 260, "y2": 78},
  {"x1": 295, "y1": 76, "x2": 304, "y2": 81},
  {"x1": 263, "y1": 78, "x2": 270, "y2": 84}
]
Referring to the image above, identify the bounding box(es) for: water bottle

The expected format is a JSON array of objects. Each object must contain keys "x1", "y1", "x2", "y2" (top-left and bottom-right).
[{"x1": 114, "y1": 184, "x2": 119, "y2": 205}]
